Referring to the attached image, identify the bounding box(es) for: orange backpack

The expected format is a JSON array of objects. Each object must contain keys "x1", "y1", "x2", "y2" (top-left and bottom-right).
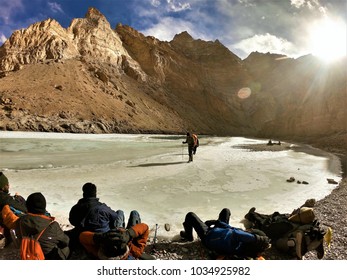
[
  {"x1": 20, "y1": 222, "x2": 51, "y2": 260},
  {"x1": 192, "y1": 134, "x2": 199, "y2": 147}
]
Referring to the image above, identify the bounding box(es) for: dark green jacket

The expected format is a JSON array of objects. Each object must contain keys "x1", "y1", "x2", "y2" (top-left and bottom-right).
[{"x1": 17, "y1": 213, "x2": 70, "y2": 260}]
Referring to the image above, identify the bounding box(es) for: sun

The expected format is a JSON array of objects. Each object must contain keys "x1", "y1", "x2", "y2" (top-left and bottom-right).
[{"x1": 308, "y1": 18, "x2": 346, "y2": 62}]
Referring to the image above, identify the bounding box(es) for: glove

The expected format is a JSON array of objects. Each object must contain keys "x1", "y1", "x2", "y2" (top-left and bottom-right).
[
  {"x1": 93, "y1": 232, "x2": 108, "y2": 244},
  {"x1": 93, "y1": 230, "x2": 123, "y2": 244},
  {"x1": 111, "y1": 228, "x2": 136, "y2": 244},
  {"x1": 255, "y1": 234, "x2": 269, "y2": 243},
  {"x1": 254, "y1": 234, "x2": 270, "y2": 250}
]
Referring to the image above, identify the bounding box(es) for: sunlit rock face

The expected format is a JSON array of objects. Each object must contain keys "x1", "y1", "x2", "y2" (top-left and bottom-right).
[
  {"x1": 0, "y1": 8, "x2": 345, "y2": 151},
  {"x1": 0, "y1": 8, "x2": 145, "y2": 80},
  {"x1": 242, "y1": 52, "x2": 346, "y2": 151}
]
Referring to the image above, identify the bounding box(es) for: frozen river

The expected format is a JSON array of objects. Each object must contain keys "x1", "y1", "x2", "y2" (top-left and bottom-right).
[{"x1": 0, "y1": 131, "x2": 342, "y2": 239}]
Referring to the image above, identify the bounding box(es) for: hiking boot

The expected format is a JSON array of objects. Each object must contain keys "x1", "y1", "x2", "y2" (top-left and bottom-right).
[
  {"x1": 275, "y1": 237, "x2": 291, "y2": 252},
  {"x1": 316, "y1": 241, "x2": 325, "y2": 259},
  {"x1": 180, "y1": 231, "x2": 193, "y2": 242}
]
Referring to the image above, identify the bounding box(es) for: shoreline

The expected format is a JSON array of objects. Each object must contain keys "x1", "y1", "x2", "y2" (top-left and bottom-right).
[{"x1": 235, "y1": 140, "x2": 346, "y2": 178}]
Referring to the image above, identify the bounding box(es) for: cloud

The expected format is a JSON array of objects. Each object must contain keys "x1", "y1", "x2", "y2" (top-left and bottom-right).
[
  {"x1": 0, "y1": 0, "x2": 24, "y2": 24},
  {"x1": 140, "y1": 16, "x2": 198, "y2": 41},
  {"x1": 290, "y1": 0, "x2": 327, "y2": 14},
  {"x1": 151, "y1": 0, "x2": 161, "y2": 7},
  {"x1": 48, "y1": 2, "x2": 64, "y2": 14},
  {"x1": 291, "y1": 0, "x2": 306, "y2": 8},
  {"x1": 166, "y1": 0, "x2": 191, "y2": 12},
  {"x1": 232, "y1": 33, "x2": 298, "y2": 58},
  {"x1": 134, "y1": 0, "x2": 207, "y2": 41},
  {"x1": 0, "y1": 33, "x2": 7, "y2": 44},
  {"x1": 148, "y1": 0, "x2": 191, "y2": 12}
]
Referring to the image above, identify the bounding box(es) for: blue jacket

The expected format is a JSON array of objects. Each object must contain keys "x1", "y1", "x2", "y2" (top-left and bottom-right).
[
  {"x1": 204, "y1": 221, "x2": 256, "y2": 256},
  {"x1": 69, "y1": 197, "x2": 122, "y2": 233}
]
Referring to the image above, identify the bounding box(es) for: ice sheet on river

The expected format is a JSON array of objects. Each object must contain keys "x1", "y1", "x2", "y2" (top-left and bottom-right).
[{"x1": 0, "y1": 132, "x2": 341, "y2": 239}]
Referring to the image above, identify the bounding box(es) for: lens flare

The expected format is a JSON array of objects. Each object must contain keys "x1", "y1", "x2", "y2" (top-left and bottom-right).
[{"x1": 237, "y1": 87, "x2": 251, "y2": 99}]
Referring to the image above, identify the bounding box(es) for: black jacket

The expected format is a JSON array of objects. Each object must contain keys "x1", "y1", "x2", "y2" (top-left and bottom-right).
[
  {"x1": 0, "y1": 191, "x2": 27, "y2": 213},
  {"x1": 69, "y1": 197, "x2": 122, "y2": 233}
]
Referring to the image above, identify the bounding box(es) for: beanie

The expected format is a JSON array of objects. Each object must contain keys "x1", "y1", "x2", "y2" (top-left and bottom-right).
[
  {"x1": 0, "y1": 172, "x2": 9, "y2": 191},
  {"x1": 82, "y1": 183, "x2": 97, "y2": 198},
  {"x1": 26, "y1": 192, "x2": 46, "y2": 214}
]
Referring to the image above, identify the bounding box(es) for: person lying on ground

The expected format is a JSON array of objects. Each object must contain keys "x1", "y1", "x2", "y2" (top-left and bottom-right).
[
  {"x1": 180, "y1": 208, "x2": 271, "y2": 260},
  {"x1": 1, "y1": 192, "x2": 70, "y2": 259},
  {"x1": 79, "y1": 211, "x2": 154, "y2": 260},
  {"x1": 243, "y1": 202, "x2": 326, "y2": 260}
]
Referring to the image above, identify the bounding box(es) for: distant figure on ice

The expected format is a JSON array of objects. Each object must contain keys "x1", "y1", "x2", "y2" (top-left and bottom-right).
[
  {"x1": 1, "y1": 192, "x2": 70, "y2": 259},
  {"x1": 182, "y1": 132, "x2": 199, "y2": 162},
  {"x1": 0, "y1": 172, "x2": 27, "y2": 247},
  {"x1": 180, "y1": 208, "x2": 271, "y2": 259},
  {"x1": 79, "y1": 210, "x2": 155, "y2": 259},
  {"x1": 67, "y1": 182, "x2": 125, "y2": 252}
]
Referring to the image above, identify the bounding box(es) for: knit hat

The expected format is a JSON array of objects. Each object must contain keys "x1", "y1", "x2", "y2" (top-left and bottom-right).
[
  {"x1": 0, "y1": 172, "x2": 9, "y2": 191},
  {"x1": 82, "y1": 183, "x2": 97, "y2": 198},
  {"x1": 26, "y1": 192, "x2": 46, "y2": 214}
]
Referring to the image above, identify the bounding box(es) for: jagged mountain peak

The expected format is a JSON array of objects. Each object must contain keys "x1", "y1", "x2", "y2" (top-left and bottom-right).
[
  {"x1": 86, "y1": 7, "x2": 106, "y2": 20},
  {"x1": 84, "y1": 7, "x2": 109, "y2": 26},
  {"x1": 172, "y1": 31, "x2": 194, "y2": 42}
]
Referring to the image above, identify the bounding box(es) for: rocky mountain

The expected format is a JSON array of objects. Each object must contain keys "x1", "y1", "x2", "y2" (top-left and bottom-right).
[{"x1": 0, "y1": 7, "x2": 346, "y2": 152}]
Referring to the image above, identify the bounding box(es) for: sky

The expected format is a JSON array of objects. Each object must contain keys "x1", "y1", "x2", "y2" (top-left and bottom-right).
[{"x1": 0, "y1": 0, "x2": 346, "y2": 60}]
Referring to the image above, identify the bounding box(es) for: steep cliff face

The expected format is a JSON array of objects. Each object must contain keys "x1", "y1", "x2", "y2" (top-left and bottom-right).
[
  {"x1": 116, "y1": 26, "x2": 252, "y2": 135},
  {"x1": 0, "y1": 7, "x2": 345, "y2": 151},
  {"x1": 243, "y1": 52, "x2": 347, "y2": 146}
]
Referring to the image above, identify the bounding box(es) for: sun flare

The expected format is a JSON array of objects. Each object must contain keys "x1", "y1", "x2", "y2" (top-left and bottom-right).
[{"x1": 308, "y1": 18, "x2": 346, "y2": 62}]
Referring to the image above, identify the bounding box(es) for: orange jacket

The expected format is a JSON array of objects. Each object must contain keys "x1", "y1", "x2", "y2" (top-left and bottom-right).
[
  {"x1": 79, "y1": 223, "x2": 149, "y2": 259},
  {"x1": 1, "y1": 204, "x2": 20, "y2": 229}
]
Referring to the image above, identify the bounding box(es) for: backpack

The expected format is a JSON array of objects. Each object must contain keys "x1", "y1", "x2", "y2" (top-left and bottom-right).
[
  {"x1": 192, "y1": 134, "x2": 199, "y2": 147},
  {"x1": 20, "y1": 221, "x2": 51, "y2": 260}
]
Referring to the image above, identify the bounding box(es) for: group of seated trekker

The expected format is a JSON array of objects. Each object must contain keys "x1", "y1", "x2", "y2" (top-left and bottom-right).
[{"x1": 0, "y1": 171, "x2": 327, "y2": 260}]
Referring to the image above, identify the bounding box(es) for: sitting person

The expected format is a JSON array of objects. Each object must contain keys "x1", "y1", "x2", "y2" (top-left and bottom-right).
[
  {"x1": 180, "y1": 208, "x2": 270, "y2": 259},
  {"x1": 67, "y1": 182, "x2": 125, "y2": 251},
  {"x1": 79, "y1": 210, "x2": 154, "y2": 260},
  {"x1": 243, "y1": 201, "x2": 326, "y2": 260},
  {"x1": 0, "y1": 172, "x2": 27, "y2": 247},
  {"x1": 1, "y1": 192, "x2": 70, "y2": 259}
]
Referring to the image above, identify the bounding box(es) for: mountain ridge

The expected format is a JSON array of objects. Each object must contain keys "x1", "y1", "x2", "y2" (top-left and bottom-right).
[{"x1": 0, "y1": 7, "x2": 346, "y2": 154}]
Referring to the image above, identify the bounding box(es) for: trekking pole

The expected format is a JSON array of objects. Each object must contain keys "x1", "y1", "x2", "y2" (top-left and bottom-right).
[{"x1": 153, "y1": 224, "x2": 158, "y2": 249}]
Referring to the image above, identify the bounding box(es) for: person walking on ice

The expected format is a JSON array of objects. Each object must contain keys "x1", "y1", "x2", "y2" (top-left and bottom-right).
[{"x1": 182, "y1": 132, "x2": 198, "y2": 162}]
